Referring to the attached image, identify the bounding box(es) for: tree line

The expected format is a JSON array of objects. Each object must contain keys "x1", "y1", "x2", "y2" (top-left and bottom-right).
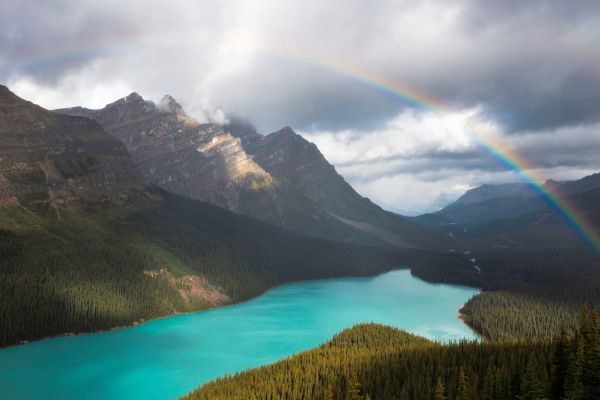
[{"x1": 184, "y1": 307, "x2": 600, "y2": 400}]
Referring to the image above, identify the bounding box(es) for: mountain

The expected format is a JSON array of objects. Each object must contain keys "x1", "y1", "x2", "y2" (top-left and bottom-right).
[
  {"x1": 56, "y1": 95, "x2": 447, "y2": 248},
  {"x1": 412, "y1": 173, "x2": 600, "y2": 252},
  {"x1": 1, "y1": 85, "x2": 456, "y2": 347},
  {"x1": 424, "y1": 183, "x2": 542, "y2": 226},
  {"x1": 0, "y1": 85, "x2": 142, "y2": 205}
]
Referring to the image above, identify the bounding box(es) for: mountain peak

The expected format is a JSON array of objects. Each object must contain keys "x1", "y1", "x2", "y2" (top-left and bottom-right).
[
  {"x1": 102, "y1": 92, "x2": 155, "y2": 115},
  {"x1": 272, "y1": 126, "x2": 297, "y2": 138},
  {"x1": 157, "y1": 94, "x2": 183, "y2": 114},
  {"x1": 0, "y1": 84, "x2": 24, "y2": 103},
  {"x1": 279, "y1": 126, "x2": 296, "y2": 134},
  {"x1": 0, "y1": 85, "x2": 59, "y2": 134},
  {"x1": 124, "y1": 92, "x2": 144, "y2": 102}
]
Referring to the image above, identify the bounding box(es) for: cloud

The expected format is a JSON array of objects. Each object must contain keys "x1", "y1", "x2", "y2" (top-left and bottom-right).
[
  {"x1": 303, "y1": 111, "x2": 600, "y2": 214},
  {"x1": 2, "y1": 0, "x2": 599, "y2": 214},
  {"x1": 2, "y1": 0, "x2": 599, "y2": 132}
]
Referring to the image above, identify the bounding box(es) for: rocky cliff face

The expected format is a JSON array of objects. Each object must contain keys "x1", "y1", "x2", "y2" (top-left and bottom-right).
[
  {"x1": 58, "y1": 93, "x2": 274, "y2": 211},
  {"x1": 238, "y1": 127, "x2": 447, "y2": 247},
  {"x1": 57, "y1": 94, "x2": 446, "y2": 248},
  {"x1": 0, "y1": 85, "x2": 142, "y2": 207}
]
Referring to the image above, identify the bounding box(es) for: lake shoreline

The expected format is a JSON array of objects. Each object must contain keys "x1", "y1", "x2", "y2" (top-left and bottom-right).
[
  {"x1": 3, "y1": 267, "x2": 411, "y2": 350},
  {"x1": 456, "y1": 289, "x2": 484, "y2": 339},
  {"x1": 1, "y1": 267, "x2": 482, "y2": 350},
  {"x1": 0, "y1": 269, "x2": 478, "y2": 400}
]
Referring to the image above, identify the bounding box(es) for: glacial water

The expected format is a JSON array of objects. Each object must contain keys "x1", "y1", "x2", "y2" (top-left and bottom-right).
[{"x1": 0, "y1": 269, "x2": 477, "y2": 400}]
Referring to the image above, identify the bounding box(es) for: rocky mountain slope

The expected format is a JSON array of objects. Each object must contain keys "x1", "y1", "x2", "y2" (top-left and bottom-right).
[
  {"x1": 0, "y1": 85, "x2": 142, "y2": 206},
  {"x1": 57, "y1": 94, "x2": 446, "y2": 248}
]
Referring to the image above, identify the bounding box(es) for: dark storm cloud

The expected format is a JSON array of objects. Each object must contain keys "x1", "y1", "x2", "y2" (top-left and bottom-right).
[
  {"x1": 0, "y1": 0, "x2": 139, "y2": 83},
  {"x1": 460, "y1": 0, "x2": 600, "y2": 29},
  {"x1": 2, "y1": 0, "x2": 599, "y2": 133},
  {"x1": 446, "y1": 0, "x2": 600, "y2": 132}
]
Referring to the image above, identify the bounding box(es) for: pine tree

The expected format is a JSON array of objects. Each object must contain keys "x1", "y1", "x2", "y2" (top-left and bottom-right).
[
  {"x1": 582, "y1": 309, "x2": 600, "y2": 398},
  {"x1": 519, "y1": 356, "x2": 546, "y2": 400},
  {"x1": 346, "y1": 372, "x2": 363, "y2": 400},
  {"x1": 324, "y1": 385, "x2": 334, "y2": 400},
  {"x1": 564, "y1": 336, "x2": 585, "y2": 400},
  {"x1": 398, "y1": 385, "x2": 409, "y2": 400},
  {"x1": 550, "y1": 323, "x2": 569, "y2": 400},
  {"x1": 483, "y1": 367, "x2": 495, "y2": 400},
  {"x1": 434, "y1": 377, "x2": 446, "y2": 400},
  {"x1": 457, "y1": 367, "x2": 469, "y2": 400}
]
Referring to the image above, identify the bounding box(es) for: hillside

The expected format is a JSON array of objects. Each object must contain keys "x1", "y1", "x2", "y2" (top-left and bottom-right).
[
  {"x1": 181, "y1": 316, "x2": 600, "y2": 400},
  {"x1": 56, "y1": 95, "x2": 447, "y2": 248}
]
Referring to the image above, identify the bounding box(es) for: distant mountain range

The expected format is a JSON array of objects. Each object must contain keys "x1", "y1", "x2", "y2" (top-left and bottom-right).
[
  {"x1": 56, "y1": 94, "x2": 446, "y2": 248},
  {"x1": 1, "y1": 85, "x2": 453, "y2": 347},
  {"x1": 412, "y1": 173, "x2": 600, "y2": 252}
]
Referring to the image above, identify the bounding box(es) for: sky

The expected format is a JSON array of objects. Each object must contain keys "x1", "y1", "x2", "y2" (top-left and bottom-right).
[{"x1": 1, "y1": 0, "x2": 600, "y2": 215}]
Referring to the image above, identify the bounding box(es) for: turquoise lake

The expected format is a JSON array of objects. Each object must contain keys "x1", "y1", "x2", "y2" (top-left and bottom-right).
[{"x1": 0, "y1": 269, "x2": 477, "y2": 400}]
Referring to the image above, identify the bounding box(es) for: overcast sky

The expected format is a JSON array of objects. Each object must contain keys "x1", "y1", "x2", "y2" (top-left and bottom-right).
[{"x1": 2, "y1": 0, "x2": 599, "y2": 214}]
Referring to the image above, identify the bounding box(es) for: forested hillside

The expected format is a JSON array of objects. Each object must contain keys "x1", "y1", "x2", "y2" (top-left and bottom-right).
[
  {"x1": 413, "y1": 249, "x2": 600, "y2": 340},
  {"x1": 183, "y1": 308, "x2": 600, "y2": 400},
  {"x1": 2, "y1": 186, "x2": 462, "y2": 347}
]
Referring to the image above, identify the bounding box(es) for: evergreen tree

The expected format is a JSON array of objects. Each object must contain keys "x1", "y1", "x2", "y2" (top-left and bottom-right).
[
  {"x1": 346, "y1": 372, "x2": 363, "y2": 400},
  {"x1": 482, "y1": 367, "x2": 495, "y2": 400},
  {"x1": 550, "y1": 323, "x2": 569, "y2": 400},
  {"x1": 519, "y1": 356, "x2": 546, "y2": 400},
  {"x1": 582, "y1": 309, "x2": 600, "y2": 399},
  {"x1": 324, "y1": 385, "x2": 334, "y2": 400},
  {"x1": 564, "y1": 337, "x2": 585, "y2": 400},
  {"x1": 497, "y1": 363, "x2": 513, "y2": 400},
  {"x1": 457, "y1": 367, "x2": 469, "y2": 400},
  {"x1": 434, "y1": 377, "x2": 446, "y2": 400}
]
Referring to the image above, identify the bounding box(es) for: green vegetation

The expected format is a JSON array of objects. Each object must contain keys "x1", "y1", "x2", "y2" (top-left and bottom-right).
[
  {"x1": 413, "y1": 251, "x2": 600, "y2": 340},
  {"x1": 461, "y1": 291, "x2": 578, "y2": 340},
  {"x1": 183, "y1": 308, "x2": 600, "y2": 400},
  {"x1": 0, "y1": 187, "x2": 465, "y2": 347}
]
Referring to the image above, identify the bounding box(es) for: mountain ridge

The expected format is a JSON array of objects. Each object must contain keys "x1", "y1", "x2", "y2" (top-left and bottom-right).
[
  {"x1": 56, "y1": 93, "x2": 448, "y2": 248},
  {"x1": 412, "y1": 172, "x2": 600, "y2": 253}
]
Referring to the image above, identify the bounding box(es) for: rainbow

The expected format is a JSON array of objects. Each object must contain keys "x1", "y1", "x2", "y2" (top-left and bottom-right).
[
  {"x1": 257, "y1": 43, "x2": 600, "y2": 252},
  {"x1": 2, "y1": 39, "x2": 599, "y2": 252},
  {"x1": 478, "y1": 135, "x2": 600, "y2": 252}
]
